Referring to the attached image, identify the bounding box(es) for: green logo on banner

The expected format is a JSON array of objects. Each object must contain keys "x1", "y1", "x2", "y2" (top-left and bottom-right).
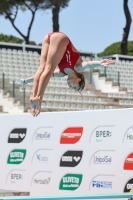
[
  {"x1": 59, "y1": 174, "x2": 83, "y2": 190},
  {"x1": 7, "y1": 149, "x2": 26, "y2": 164}
]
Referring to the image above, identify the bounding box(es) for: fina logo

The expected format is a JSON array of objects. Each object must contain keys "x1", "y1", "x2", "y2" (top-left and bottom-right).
[
  {"x1": 35, "y1": 131, "x2": 50, "y2": 140},
  {"x1": 92, "y1": 180, "x2": 112, "y2": 189},
  {"x1": 8, "y1": 128, "x2": 27, "y2": 143}
]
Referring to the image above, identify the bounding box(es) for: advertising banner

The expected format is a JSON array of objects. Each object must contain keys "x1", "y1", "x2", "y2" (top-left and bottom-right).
[{"x1": 0, "y1": 108, "x2": 133, "y2": 196}]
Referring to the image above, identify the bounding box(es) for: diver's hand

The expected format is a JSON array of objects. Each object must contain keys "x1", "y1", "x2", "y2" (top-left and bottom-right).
[{"x1": 100, "y1": 58, "x2": 115, "y2": 67}]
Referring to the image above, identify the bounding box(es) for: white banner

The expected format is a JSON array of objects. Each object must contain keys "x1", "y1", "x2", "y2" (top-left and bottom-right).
[{"x1": 0, "y1": 108, "x2": 133, "y2": 196}]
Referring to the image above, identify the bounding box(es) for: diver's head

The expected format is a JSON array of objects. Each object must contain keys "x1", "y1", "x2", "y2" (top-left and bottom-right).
[{"x1": 67, "y1": 72, "x2": 85, "y2": 92}]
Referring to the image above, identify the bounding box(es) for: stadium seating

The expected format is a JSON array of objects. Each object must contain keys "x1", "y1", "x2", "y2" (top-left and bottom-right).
[
  {"x1": 0, "y1": 44, "x2": 133, "y2": 113},
  {"x1": 95, "y1": 58, "x2": 133, "y2": 91}
]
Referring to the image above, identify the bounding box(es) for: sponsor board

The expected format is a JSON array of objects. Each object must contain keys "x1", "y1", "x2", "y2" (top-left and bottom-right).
[
  {"x1": 60, "y1": 151, "x2": 83, "y2": 167},
  {"x1": 92, "y1": 180, "x2": 112, "y2": 189},
  {"x1": 60, "y1": 127, "x2": 83, "y2": 144},
  {"x1": 31, "y1": 149, "x2": 52, "y2": 165},
  {"x1": 6, "y1": 170, "x2": 25, "y2": 184},
  {"x1": 89, "y1": 126, "x2": 115, "y2": 143},
  {"x1": 31, "y1": 172, "x2": 52, "y2": 186},
  {"x1": 33, "y1": 127, "x2": 52, "y2": 141},
  {"x1": 124, "y1": 178, "x2": 133, "y2": 192},
  {"x1": 1, "y1": 109, "x2": 133, "y2": 195},
  {"x1": 8, "y1": 128, "x2": 27, "y2": 143},
  {"x1": 124, "y1": 153, "x2": 133, "y2": 170},
  {"x1": 7, "y1": 149, "x2": 26, "y2": 164},
  {"x1": 59, "y1": 174, "x2": 83, "y2": 190}
]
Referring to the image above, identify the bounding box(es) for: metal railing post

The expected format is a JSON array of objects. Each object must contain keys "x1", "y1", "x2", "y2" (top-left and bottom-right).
[
  {"x1": 90, "y1": 69, "x2": 92, "y2": 84},
  {"x1": 13, "y1": 80, "x2": 15, "y2": 98},
  {"x1": 23, "y1": 89, "x2": 25, "y2": 108},
  {"x1": 104, "y1": 67, "x2": 106, "y2": 77},
  {"x1": 118, "y1": 72, "x2": 120, "y2": 86},
  {"x1": 2, "y1": 73, "x2": 5, "y2": 90}
]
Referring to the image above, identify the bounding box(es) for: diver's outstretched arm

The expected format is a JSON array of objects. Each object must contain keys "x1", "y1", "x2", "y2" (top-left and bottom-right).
[
  {"x1": 23, "y1": 76, "x2": 34, "y2": 84},
  {"x1": 20, "y1": 68, "x2": 65, "y2": 89},
  {"x1": 77, "y1": 58, "x2": 115, "y2": 72}
]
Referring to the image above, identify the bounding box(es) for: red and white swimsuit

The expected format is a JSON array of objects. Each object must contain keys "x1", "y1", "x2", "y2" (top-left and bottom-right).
[{"x1": 48, "y1": 32, "x2": 80, "y2": 75}]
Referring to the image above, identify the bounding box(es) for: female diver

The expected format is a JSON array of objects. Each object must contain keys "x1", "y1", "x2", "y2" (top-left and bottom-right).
[{"x1": 20, "y1": 32, "x2": 115, "y2": 116}]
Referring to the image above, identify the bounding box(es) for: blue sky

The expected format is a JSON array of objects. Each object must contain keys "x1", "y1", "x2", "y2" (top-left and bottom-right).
[{"x1": 0, "y1": 0, "x2": 133, "y2": 53}]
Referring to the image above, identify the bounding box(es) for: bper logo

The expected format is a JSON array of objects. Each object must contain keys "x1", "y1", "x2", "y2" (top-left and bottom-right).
[
  {"x1": 59, "y1": 173, "x2": 83, "y2": 190},
  {"x1": 6, "y1": 170, "x2": 26, "y2": 184},
  {"x1": 96, "y1": 131, "x2": 112, "y2": 137},
  {"x1": 7, "y1": 149, "x2": 26, "y2": 164},
  {"x1": 60, "y1": 127, "x2": 83, "y2": 144},
  {"x1": 124, "y1": 153, "x2": 133, "y2": 170},
  {"x1": 8, "y1": 128, "x2": 27, "y2": 143},
  {"x1": 60, "y1": 151, "x2": 83, "y2": 167},
  {"x1": 92, "y1": 180, "x2": 112, "y2": 189},
  {"x1": 11, "y1": 174, "x2": 23, "y2": 180},
  {"x1": 124, "y1": 178, "x2": 133, "y2": 192}
]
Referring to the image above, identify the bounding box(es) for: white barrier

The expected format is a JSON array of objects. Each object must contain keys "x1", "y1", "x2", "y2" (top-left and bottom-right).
[
  {"x1": 1, "y1": 193, "x2": 133, "y2": 200},
  {"x1": 0, "y1": 108, "x2": 133, "y2": 196}
]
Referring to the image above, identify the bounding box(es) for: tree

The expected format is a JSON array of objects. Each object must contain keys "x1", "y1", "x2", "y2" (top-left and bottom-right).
[
  {"x1": 98, "y1": 41, "x2": 133, "y2": 57},
  {"x1": 0, "y1": 33, "x2": 23, "y2": 43},
  {"x1": 49, "y1": 0, "x2": 70, "y2": 32},
  {"x1": 0, "y1": 33, "x2": 38, "y2": 44},
  {"x1": 0, "y1": 0, "x2": 70, "y2": 44},
  {"x1": 0, "y1": 0, "x2": 51, "y2": 44},
  {"x1": 121, "y1": 0, "x2": 132, "y2": 55}
]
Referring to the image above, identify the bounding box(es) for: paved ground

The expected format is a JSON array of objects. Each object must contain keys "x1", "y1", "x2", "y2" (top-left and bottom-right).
[{"x1": 0, "y1": 189, "x2": 29, "y2": 197}]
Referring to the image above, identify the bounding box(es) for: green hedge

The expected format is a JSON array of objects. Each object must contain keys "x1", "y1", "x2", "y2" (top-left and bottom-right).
[{"x1": 98, "y1": 41, "x2": 133, "y2": 57}]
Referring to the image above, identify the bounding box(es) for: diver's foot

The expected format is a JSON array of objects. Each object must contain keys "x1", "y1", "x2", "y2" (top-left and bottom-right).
[{"x1": 30, "y1": 97, "x2": 41, "y2": 116}]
